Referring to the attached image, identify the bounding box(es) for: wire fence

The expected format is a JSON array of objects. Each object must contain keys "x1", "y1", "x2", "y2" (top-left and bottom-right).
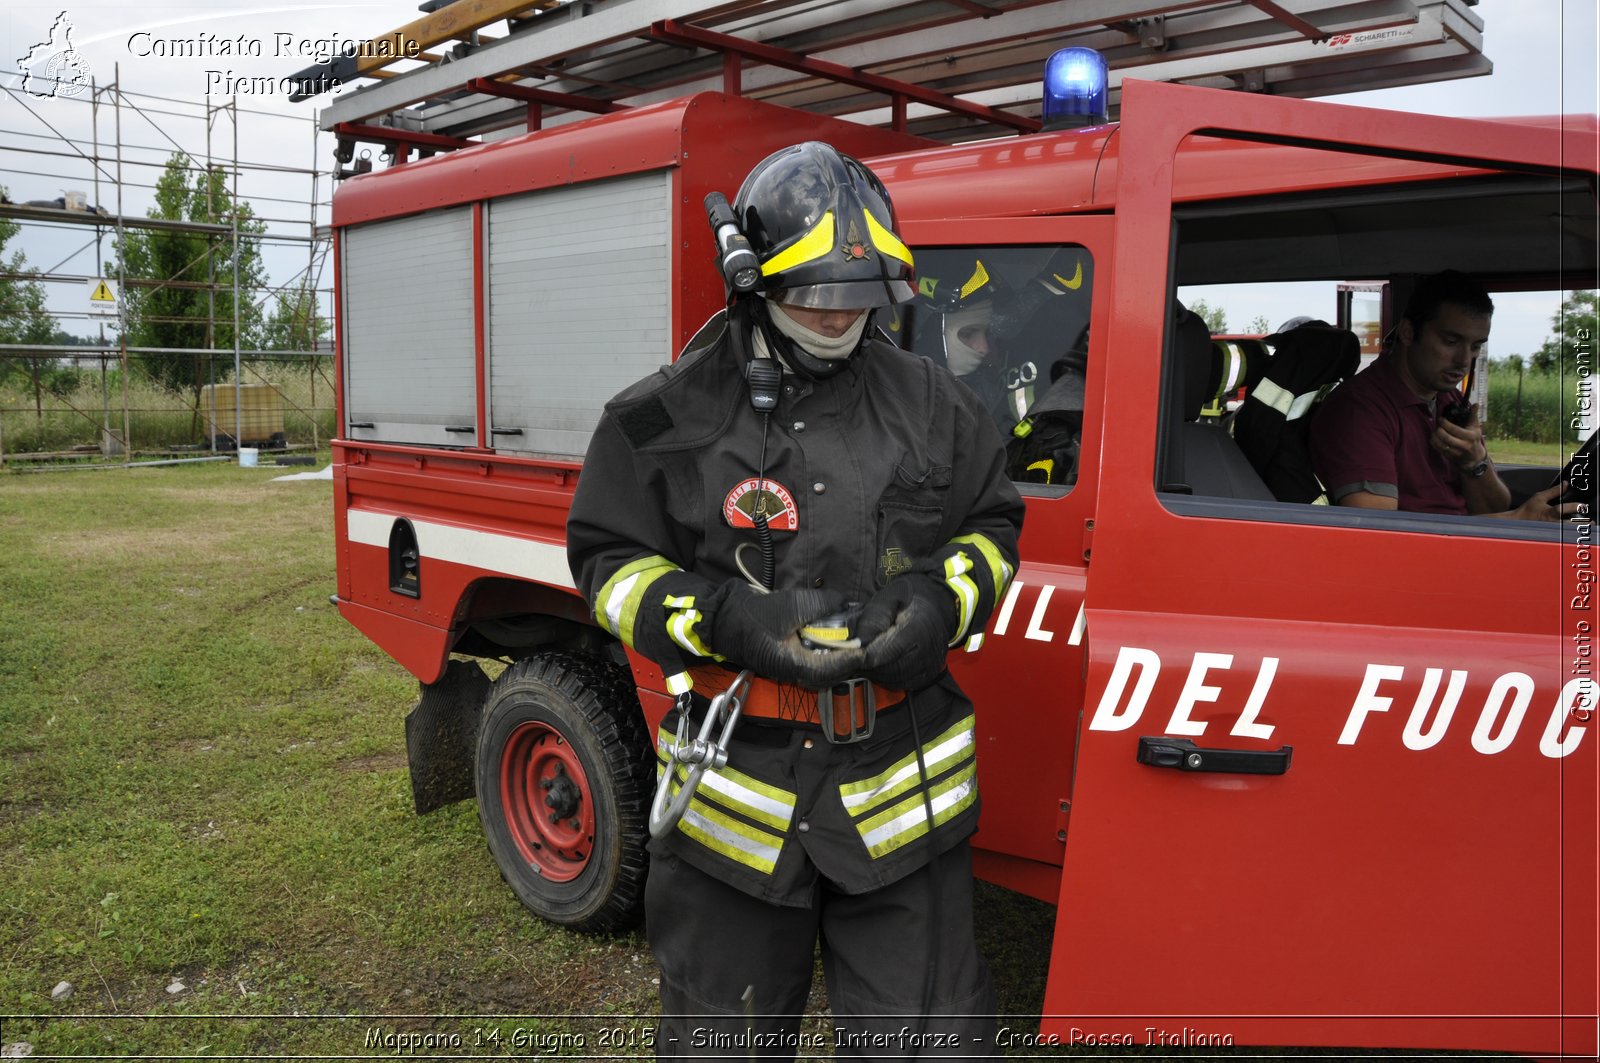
[{"x1": 0, "y1": 348, "x2": 334, "y2": 466}]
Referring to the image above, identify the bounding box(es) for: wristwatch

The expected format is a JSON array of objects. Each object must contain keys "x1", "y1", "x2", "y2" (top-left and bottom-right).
[{"x1": 1463, "y1": 455, "x2": 1491, "y2": 478}]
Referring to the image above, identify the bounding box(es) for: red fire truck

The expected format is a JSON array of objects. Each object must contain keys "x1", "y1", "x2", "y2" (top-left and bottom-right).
[{"x1": 325, "y1": 47, "x2": 1598, "y2": 1056}]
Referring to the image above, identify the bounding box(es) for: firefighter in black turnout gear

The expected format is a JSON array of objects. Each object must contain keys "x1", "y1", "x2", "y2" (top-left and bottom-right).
[{"x1": 567, "y1": 142, "x2": 1023, "y2": 1058}]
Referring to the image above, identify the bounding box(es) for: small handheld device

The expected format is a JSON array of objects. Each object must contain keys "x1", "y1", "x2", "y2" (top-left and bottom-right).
[
  {"x1": 1442, "y1": 395, "x2": 1474, "y2": 427},
  {"x1": 800, "y1": 604, "x2": 864, "y2": 651}
]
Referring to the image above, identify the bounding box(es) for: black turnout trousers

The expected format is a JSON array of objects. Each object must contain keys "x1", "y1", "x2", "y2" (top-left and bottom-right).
[{"x1": 647, "y1": 840, "x2": 997, "y2": 1060}]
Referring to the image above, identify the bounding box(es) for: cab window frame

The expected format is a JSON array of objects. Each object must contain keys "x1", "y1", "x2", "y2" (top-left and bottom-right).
[
  {"x1": 895, "y1": 239, "x2": 1098, "y2": 492},
  {"x1": 1156, "y1": 161, "x2": 1597, "y2": 542}
]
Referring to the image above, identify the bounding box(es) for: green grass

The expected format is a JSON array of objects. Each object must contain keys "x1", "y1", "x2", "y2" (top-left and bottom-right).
[
  {"x1": 1489, "y1": 440, "x2": 1565, "y2": 467},
  {"x1": 0, "y1": 463, "x2": 662, "y2": 1056},
  {"x1": 0, "y1": 463, "x2": 1079, "y2": 1058}
]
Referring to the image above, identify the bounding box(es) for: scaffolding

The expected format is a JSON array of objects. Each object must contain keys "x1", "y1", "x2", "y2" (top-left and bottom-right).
[{"x1": 0, "y1": 64, "x2": 333, "y2": 468}]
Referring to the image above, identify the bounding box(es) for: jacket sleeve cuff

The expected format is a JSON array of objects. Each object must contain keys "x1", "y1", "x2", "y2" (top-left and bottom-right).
[
  {"x1": 919, "y1": 532, "x2": 1017, "y2": 651},
  {"x1": 593, "y1": 556, "x2": 724, "y2": 692}
]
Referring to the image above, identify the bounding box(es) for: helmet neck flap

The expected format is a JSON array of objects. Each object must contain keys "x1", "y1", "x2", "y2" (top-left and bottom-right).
[{"x1": 747, "y1": 298, "x2": 870, "y2": 380}]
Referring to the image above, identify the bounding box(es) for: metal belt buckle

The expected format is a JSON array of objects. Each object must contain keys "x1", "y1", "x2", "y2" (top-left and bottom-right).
[{"x1": 819, "y1": 677, "x2": 876, "y2": 745}]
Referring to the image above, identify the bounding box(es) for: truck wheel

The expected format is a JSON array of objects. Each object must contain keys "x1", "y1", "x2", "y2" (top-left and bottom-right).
[{"x1": 475, "y1": 652, "x2": 651, "y2": 932}]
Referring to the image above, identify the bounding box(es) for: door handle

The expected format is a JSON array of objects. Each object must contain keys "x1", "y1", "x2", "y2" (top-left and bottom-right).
[{"x1": 1137, "y1": 736, "x2": 1292, "y2": 775}]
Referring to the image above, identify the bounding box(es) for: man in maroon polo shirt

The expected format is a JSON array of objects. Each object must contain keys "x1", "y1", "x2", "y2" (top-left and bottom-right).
[{"x1": 1310, "y1": 271, "x2": 1571, "y2": 521}]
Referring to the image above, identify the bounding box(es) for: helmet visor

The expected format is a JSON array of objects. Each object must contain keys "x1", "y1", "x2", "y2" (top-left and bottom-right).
[{"x1": 773, "y1": 277, "x2": 917, "y2": 310}]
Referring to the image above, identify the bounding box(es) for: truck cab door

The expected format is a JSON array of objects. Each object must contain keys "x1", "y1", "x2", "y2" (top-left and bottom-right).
[{"x1": 1045, "y1": 79, "x2": 1597, "y2": 1056}]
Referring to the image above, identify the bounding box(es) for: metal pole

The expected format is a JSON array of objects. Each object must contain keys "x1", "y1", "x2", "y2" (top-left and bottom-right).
[
  {"x1": 115, "y1": 64, "x2": 130, "y2": 464},
  {"x1": 93, "y1": 72, "x2": 110, "y2": 457},
  {"x1": 1515, "y1": 359, "x2": 1525, "y2": 437},
  {"x1": 19, "y1": 454, "x2": 236, "y2": 474},
  {"x1": 100, "y1": 347, "x2": 109, "y2": 455},
  {"x1": 309, "y1": 109, "x2": 319, "y2": 454},
  {"x1": 231, "y1": 98, "x2": 242, "y2": 454},
  {"x1": 206, "y1": 97, "x2": 218, "y2": 451}
]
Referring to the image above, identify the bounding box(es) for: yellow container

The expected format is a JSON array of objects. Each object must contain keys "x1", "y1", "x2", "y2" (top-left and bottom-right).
[{"x1": 201, "y1": 384, "x2": 285, "y2": 446}]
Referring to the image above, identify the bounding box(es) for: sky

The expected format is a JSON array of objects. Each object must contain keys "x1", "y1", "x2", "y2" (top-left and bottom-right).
[
  {"x1": 1183, "y1": 0, "x2": 1598, "y2": 358},
  {"x1": 1, "y1": 0, "x2": 1596, "y2": 356}
]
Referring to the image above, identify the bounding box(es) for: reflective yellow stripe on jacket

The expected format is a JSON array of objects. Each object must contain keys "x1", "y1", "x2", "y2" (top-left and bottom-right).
[
  {"x1": 838, "y1": 715, "x2": 978, "y2": 859},
  {"x1": 656, "y1": 726, "x2": 795, "y2": 875},
  {"x1": 944, "y1": 533, "x2": 1015, "y2": 650},
  {"x1": 596, "y1": 554, "x2": 677, "y2": 646}
]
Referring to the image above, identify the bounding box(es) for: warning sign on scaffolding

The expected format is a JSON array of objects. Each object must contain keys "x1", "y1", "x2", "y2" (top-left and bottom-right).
[{"x1": 87, "y1": 278, "x2": 118, "y2": 316}]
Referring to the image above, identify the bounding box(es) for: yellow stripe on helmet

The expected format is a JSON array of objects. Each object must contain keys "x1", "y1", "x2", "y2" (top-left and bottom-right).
[
  {"x1": 1051, "y1": 261, "x2": 1085, "y2": 291},
  {"x1": 959, "y1": 260, "x2": 990, "y2": 300},
  {"x1": 864, "y1": 209, "x2": 914, "y2": 268},
  {"x1": 760, "y1": 210, "x2": 836, "y2": 277}
]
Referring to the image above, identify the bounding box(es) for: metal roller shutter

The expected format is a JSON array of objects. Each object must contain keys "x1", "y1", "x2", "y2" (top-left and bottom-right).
[
  {"x1": 342, "y1": 207, "x2": 476, "y2": 446},
  {"x1": 486, "y1": 172, "x2": 673, "y2": 457}
]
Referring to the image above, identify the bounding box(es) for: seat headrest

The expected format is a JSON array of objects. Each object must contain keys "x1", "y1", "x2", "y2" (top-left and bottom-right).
[
  {"x1": 1261, "y1": 325, "x2": 1361, "y2": 389},
  {"x1": 1172, "y1": 303, "x2": 1214, "y2": 422}
]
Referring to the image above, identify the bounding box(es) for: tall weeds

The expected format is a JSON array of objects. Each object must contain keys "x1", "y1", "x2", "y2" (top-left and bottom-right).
[
  {"x1": 0, "y1": 359, "x2": 335, "y2": 456},
  {"x1": 1486, "y1": 361, "x2": 1590, "y2": 445}
]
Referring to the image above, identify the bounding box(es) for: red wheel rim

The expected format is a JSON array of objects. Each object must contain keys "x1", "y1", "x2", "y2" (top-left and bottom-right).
[{"x1": 500, "y1": 720, "x2": 595, "y2": 883}]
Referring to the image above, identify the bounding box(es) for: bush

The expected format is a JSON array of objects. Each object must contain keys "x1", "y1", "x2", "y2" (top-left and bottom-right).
[{"x1": 1485, "y1": 361, "x2": 1592, "y2": 445}]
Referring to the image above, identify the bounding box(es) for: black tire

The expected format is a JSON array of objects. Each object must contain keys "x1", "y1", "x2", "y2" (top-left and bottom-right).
[{"x1": 475, "y1": 652, "x2": 652, "y2": 932}]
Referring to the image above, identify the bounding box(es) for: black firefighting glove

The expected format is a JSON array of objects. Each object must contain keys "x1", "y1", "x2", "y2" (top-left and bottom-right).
[
  {"x1": 709, "y1": 582, "x2": 866, "y2": 688},
  {"x1": 854, "y1": 573, "x2": 959, "y2": 690}
]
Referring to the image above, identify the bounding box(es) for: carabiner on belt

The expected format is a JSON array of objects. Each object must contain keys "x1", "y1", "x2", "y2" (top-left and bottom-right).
[{"x1": 648, "y1": 669, "x2": 750, "y2": 839}]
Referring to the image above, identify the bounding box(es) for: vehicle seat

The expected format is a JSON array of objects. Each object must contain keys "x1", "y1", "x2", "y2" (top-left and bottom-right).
[
  {"x1": 1233, "y1": 323, "x2": 1360, "y2": 503},
  {"x1": 1165, "y1": 303, "x2": 1275, "y2": 501}
]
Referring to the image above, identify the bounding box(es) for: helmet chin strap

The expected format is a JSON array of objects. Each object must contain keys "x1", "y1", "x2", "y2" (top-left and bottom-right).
[{"x1": 753, "y1": 299, "x2": 870, "y2": 380}]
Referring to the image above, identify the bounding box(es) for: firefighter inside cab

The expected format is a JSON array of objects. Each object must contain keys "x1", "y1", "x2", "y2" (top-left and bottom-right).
[
  {"x1": 567, "y1": 142, "x2": 1023, "y2": 1055},
  {"x1": 1311, "y1": 270, "x2": 1580, "y2": 521},
  {"x1": 909, "y1": 249, "x2": 1087, "y2": 437}
]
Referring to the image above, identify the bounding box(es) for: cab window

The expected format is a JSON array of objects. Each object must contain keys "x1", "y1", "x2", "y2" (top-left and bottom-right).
[
  {"x1": 1159, "y1": 158, "x2": 1597, "y2": 539},
  {"x1": 896, "y1": 245, "x2": 1094, "y2": 490}
]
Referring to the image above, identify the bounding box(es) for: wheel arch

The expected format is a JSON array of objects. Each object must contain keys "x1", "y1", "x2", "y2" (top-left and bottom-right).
[{"x1": 450, "y1": 576, "x2": 607, "y2": 660}]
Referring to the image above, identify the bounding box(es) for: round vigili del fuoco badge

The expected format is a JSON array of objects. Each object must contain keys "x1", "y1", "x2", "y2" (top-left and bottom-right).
[{"x1": 723, "y1": 479, "x2": 799, "y2": 531}]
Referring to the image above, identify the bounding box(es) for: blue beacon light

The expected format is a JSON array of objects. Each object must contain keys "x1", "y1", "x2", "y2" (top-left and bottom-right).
[{"x1": 1041, "y1": 47, "x2": 1109, "y2": 131}]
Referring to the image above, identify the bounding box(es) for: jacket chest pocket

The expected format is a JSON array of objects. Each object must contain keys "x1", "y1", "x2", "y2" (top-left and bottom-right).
[{"x1": 874, "y1": 456, "x2": 952, "y2": 586}]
